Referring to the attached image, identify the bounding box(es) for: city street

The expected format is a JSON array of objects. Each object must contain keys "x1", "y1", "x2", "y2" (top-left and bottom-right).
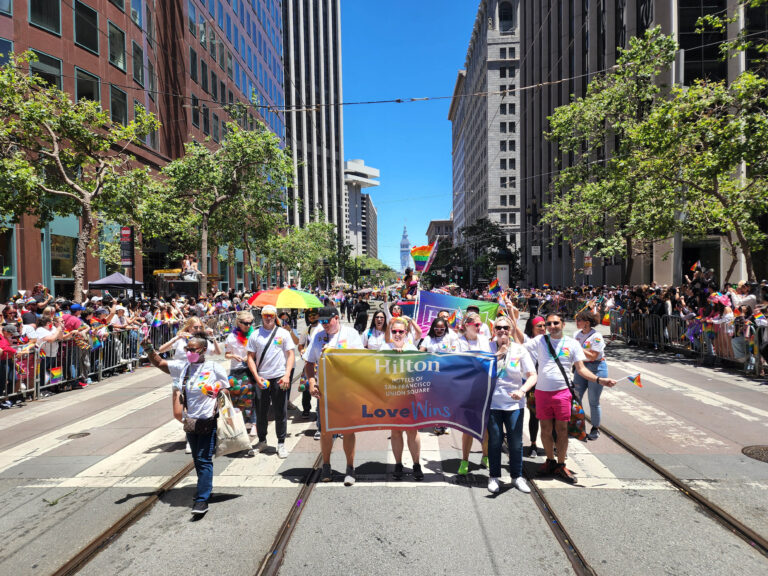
[{"x1": 1, "y1": 315, "x2": 766, "y2": 576}]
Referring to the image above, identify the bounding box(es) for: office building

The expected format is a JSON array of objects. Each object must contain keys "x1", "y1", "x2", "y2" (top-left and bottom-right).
[
  {"x1": 361, "y1": 193, "x2": 377, "y2": 259},
  {"x1": 426, "y1": 219, "x2": 453, "y2": 246},
  {"x1": 519, "y1": 0, "x2": 766, "y2": 286},
  {"x1": 344, "y1": 159, "x2": 379, "y2": 257},
  {"x1": 282, "y1": 0, "x2": 346, "y2": 251},
  {"x1": 449, "y1": 0, "x2": 522, "y2": 253},
  {"x1": 0, "y1": 0, "x2": 285, "y2": 298}
]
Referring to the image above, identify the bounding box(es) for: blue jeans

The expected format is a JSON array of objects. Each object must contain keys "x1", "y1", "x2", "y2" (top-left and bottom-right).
[
  {"x1": 487, "y1": 408, "x2": 524, "y2": 478},
  {"x1": 187, "y1": 424, "x2": 217, "y2": 503},
  {"x1": 573, "y1": 360, "x2": 607, "y2": 428}
]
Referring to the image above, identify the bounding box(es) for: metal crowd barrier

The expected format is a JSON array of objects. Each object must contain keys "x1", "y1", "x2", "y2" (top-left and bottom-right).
[{"x1": 609, "y1": 311, "x2": 765, "y2": 378}]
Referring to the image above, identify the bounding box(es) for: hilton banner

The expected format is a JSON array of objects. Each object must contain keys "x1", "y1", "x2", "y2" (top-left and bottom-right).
[{"x1": 319, "y1": 349, "x2": 496, "y2": 440}]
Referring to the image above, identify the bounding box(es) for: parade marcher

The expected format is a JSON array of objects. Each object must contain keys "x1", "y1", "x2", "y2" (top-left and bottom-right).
[
  {"x1": 277, "y1": 310, "x2": 301, "y2": 413},
  {"x1": 573, "y1": 309, "x2": 609, "y2": 441},
  {"x1": 246, "y1": 305, "x2": 296, "y2": 459},
  {"x1": 521, "y1": 315, "x2": 546, "y2": 456},
  {"x1": 225, "y1": 311, "x2": 257, "y2": 452},
  {"x1": 362, "y1": 311, "x2": 388, "y2": 351},
  {"x1": 381, "y1": 317, "x2": 423, "y2": 480},
  {"x1": 304, "y1": 306, "x2": 363, "y2": 485},
  {"x1": 465, "y1": 304, "x2": 492, "y2": 340},
  {"x1": 487, "y1": 317, "x2": 537, "y2": 493},
  {"x1": 142, "y1": 332, "x2": 229, "y2": 515},
  {"x1": 419, "y1": 317, "x2": 457, "y2": 436},
  {"x1": 525, "y1": 314, "x2": 617, "y2": 484},
  {"x1": 352, "y1": 295, "x2": 370, "y2": 334},
  {"x1": 456, "y1": 312, "x2": 491, "y2": 475},
  {"x1": 298, "y1": 308, "x2": 323, "y2": 424}
]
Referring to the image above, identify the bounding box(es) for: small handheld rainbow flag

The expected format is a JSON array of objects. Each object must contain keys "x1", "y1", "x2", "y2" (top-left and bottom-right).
[
  {"x1": 626, "y1": 373, "x2": 642, "y2": 388},
  {"x1": 488, "y1": 278, "x2": 501, "y2": 295},
  {"x1": 754, "y1": 311, "x2": 765, "y2": 322},
  {"x1": 50, "y1": 366, "x2": 63, "y2": 385},
  {"x1": 151, "y1": 310, "x2": 163, "y2": 327},
  {"x1": 689, "y1": 260, "x2": 701, "y2": 272}
]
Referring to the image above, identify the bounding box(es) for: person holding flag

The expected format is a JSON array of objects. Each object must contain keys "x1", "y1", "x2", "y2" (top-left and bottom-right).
[{"x1": 573, "y1": 309, "x2": 609, "y2": 441}]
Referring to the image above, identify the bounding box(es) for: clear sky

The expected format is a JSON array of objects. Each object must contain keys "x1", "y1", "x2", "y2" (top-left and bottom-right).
[{"x1": 340, "y1": 1, "x2": 479, "y2": 271}]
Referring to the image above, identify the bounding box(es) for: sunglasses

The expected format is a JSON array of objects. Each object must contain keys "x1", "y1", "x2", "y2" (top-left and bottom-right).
[
  {"x1": 319, "y1": 319, "x2": 331, "y2": 325},
  {"x1": 261, "y1": 314, "x2": 275, "y2": 319},
  {"x1": 391, "y1": 329, "x2": 406, "y2": 335},
  {"x1": 467, "y1": 322, "x2": 482, "y2": 327},
  {"x1": 495, "y1": 326, "x2": 511, "y2": 331},
  {"x1": 239, "y1": 321, "x2": 253, "y2": 325},
  {"x1": 545, "y1": 321, "x2": 561, "y2": 326}
]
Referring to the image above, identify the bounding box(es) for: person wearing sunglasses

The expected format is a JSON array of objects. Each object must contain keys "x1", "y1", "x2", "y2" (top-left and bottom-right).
[
  {"x1": 246, "y1": 305, "x2": 296, "y2": 459},
  {"x1": 380, "y1": 317, "x2": 424, "y2": 480},
  {"x1": 524, "y1": 314, "x2": 617, "y2": 484},
  {"x1": 303, "y1": 307, "x2": 364, "y2": 485},
  {"x1": 456, "y1": 312, "x2": 491, "y2": 475},
  {"x1": 225, "y1": 311, "x2": 258, "y2": 448},
  {"x1": 573, "y1": 310, "x2": 608, "y2": 441},
  {"x1": 419, "y1": 317, "x2": 458, "y2": 435},
  {"x1": 486, "y1": 318, "x2": 537, "y2": 493},
  {"x1": 520, "y1": 316, "x2": 546, "y2": 456},
  {"x1": 298, "y1": 309, "x2": 323, "y2": 423}
]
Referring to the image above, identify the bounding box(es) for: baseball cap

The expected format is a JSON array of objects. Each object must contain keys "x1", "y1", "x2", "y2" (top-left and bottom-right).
[
  {"x1": 2, "y1": 323, "x2": 19, "y2": 335},
  {"x1": 70, "y1": 303, "x2": 84, "y2": 312},
  {"x1": 261, "y1": 304, "x2": 277, "y2": 315},
  {"x1": 94, "y1": 307, "x2": 109, "y2": 315},
  {"x1": 317, "y1": 306, "x2": 339, "y2": 322}
]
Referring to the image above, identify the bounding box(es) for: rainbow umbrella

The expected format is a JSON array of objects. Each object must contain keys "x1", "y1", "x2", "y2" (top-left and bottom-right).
[{"x1": 247, "y1": 288, "x2": 323, "y2": 309}]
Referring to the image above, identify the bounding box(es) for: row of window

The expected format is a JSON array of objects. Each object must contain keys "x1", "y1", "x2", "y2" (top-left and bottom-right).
[
  {"x1": 498, "y1": 47, "x2": 516, "y2": 59},
  {"x1": 499, "y1": 121, "x2": 516, "y2": 133},
  {"x1": 499, "y1": 194, "x2": 517, "y2": 206},
  {"x1": 499, "y1": 103, "x2": 516, "y2": 115},
  {"x1": 499, "y1": 66, "x2": 516, "y2": 79},
  {"x1": 22, "y1": 0, "x2": 146, "y2": 38},
  {"x1": 499, "y1": 140, "x2": 516, "y2": 152},
  {"x1": 500, "y1": 158, "x2": 516, "y2": 171},
  {"x1": 499, "y1": 176, "x2": 517, "y2": 189},
  {"x1": 499, "y1": 212, "x2": 517, "y2": 225},
  {"x1": 190, "y1": 94, "x2": 222, "y2": 142}
]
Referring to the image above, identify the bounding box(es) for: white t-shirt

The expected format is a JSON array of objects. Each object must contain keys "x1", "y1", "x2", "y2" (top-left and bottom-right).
[
  {"x1": 457, "y1": 334, "x2": 491, "y2": 353},
  {"x1": 362, "y1": 328, "x2": 387, "y2": 350},
  {"x1": 489, "y1": 342, "x2": 536, "y2": 411},
  {"x1": 299, "y1": 322, "x2": 323, "y2": 350},
  {"x1": 169, "y1": 360, "x2": 229, "y2": 420},
  {"x1": 479, "y1": 322, "x2": 492, "y2": 339},
  {"x1": 380, "y1": 341, "x2": 419, "y2": 351},
  {"x1": 35, "y1": 325, "x2": 59, "y2": 358},
  {"x1": 573, "y1": 329, "x2": 605, "y2": 362},
  {"x1": 525, "y1": 334, "x2": 586, "y2": 392},
  {"x1": 303, "y1": 326, "x2": 363, "y2": 364},
  {"x1": 224, "y1": 332, "x2": 249, "y2": 371},
  {"x1": 421, "y1": 333, "x2": 459, "y2": 353},
  {"x1": 246, "y1": 326, "x2": 295, "y2": 379}
]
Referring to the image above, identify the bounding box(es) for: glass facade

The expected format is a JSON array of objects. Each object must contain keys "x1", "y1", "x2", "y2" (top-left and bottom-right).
[{"x1": 678, "y1": 0, "x2": 727, "y2": 85}]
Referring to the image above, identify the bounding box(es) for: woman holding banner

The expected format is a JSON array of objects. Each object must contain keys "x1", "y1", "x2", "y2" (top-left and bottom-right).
[
  {"x1": 381, "y1": 317, "x2": 424, "y2": 481},
  {"x1": 487, "y1": 316, "x2": 537, "y2": 493},
  {"x1": 362, "y1": 312, "x2": 388, "y2": 350},
  {"x1": 456, "y1": 312, "x2": 491, "y2": 475},
  {"x1": 420, "y1": 317, "x2": 459, "y2": 436}
]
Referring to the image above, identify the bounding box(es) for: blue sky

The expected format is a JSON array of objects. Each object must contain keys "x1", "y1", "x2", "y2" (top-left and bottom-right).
[{"x1": 341, "y1": 1, "x2": 479, "y2": 271}]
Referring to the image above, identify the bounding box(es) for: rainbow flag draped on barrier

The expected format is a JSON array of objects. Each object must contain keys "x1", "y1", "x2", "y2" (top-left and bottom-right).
[
  {"x1": 319, "y1": 349, "x2": 496, "y2": 440},
  {"x1": 410, "y1": 238, "x2": 438, "y2": 273},
  {"x1": 50, "y1": 366, "x2": 62, "y2": 385},
  {"x1": 414, "y1": 291, "x2": 499, "y2": 335}
]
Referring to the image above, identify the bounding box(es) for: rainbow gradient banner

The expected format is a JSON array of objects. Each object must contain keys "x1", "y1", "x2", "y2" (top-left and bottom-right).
[
  {"x1": 319, "y1": 349, "x2": 495, "y2": 440},
  {"x1": 414, "y1": 291, "x2": 499, "y2": 335}
]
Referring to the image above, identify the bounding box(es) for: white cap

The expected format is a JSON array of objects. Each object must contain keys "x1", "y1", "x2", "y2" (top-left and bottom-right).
[
  {"x1": 116, "y1": 305, "x2": 126, "y2": 311},
  {"x1": 90, "y1": 296, "x2": 103, "y2": 302},
  {"x1": 261, "y1": 304, "x2": 277, "y2": 315}
]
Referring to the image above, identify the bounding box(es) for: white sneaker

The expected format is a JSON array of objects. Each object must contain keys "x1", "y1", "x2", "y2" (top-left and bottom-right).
[
  {"x1": 185, "y1": 442, "x2": 192, "y2": 454},
  {"x1": 313, "y1": 430, "x2": 321, "y2": 441},
  {"x1": 513, "y1": 476, "x2": 531, "y2": 493},
  {"x1": 254, "y1": 441, "x2": 268, "y2": 453},
  {"x1": 487, "y1": 477, "x2": 500, "y2": 494},
  {"x1": 344, "y1": 466, "x2": 356, "y2": 486},
  {"x1": 277, "y1": 443, "x2": 288, "y2": 458},
  {"x1": 248, "y1": 426, "x2": 258, "y2": 437}
]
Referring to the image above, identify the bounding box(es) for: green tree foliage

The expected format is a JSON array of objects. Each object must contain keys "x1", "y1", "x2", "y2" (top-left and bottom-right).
[
  {"x1": 160, "y1": 121, "x2": 293, "y2": 276},
  {"x1": 454, "y1": 219, "x2": 521, "y2": 288},
  {"x1": 0, "y1": 52, "x2": 159, "y2": 301},
  {"x1": 266, "y1": 220, "x2": 337, "y2": 288}
]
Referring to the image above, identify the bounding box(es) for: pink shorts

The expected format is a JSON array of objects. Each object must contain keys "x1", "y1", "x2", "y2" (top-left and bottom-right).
[{"x1": 534, "y1": 388, "x2": 572, "y2": 421}]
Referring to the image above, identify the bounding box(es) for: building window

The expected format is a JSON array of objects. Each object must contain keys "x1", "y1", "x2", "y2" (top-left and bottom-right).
[
  {"x1": 191, "y1": 94, "x2": 199, "y2": 127},
  {"x1": 509, "y1": 158, "x2": 516, "y2": 170},
  {"x1": 500, "y1": 141, "x2": 506, "y2": 152},
  {"x1": 500, "y1": 159, "x2": 507, "y2": 170},
  {"x1": 500, "y1": 122, "x2": 507, "y2": 134},
  {"x1": 202, "y1": 104, "x2": 210, "y2": 135},
  {"x1": 74, "y1": 1, "x2": 99, "y2": 54},
  {"x1": 201, "y1": 60, "x2": 208, "y2": 93},
  {"x1": 500, "y1": 67, "x2": 506, "y2": 79},
  {"x1": 220, "y1": 81, "x2": 226, "y2": 103},
  {"x1": 500, "y1": 195, "x2": 507, "y2": 206},
  {"x1": 500, "y1": 213, "x2": 507, "y2": 224},
  {"x1": 508, "y1": 103, "x2": 516, "y2": 115},
  {"x1": 226, "y1": 50, "x2": 233, "y2": 79},
  {"x1": 500, "y1": 1, "x2": 518, "y2": 33},
  {"x1": 130, "y1": 0, "x2": 142, "y2": 27},
  {"x1": 509, "y1": 140, "x2": 516, "y2": 151},
  {"x1": 217, "y1": 1, "x2": 223, "y2": 28},
  {"x1": 108, "y1": 22, "x2": 126, "y2": 70},
  {"x1": 209, "y1": 29, "x2": 216, "y2": 58},
  {"x1": 188, "y1": 0, "x2": 196, "y2": 36},
  {"x1": 0, "y1": 0, "x2": 11, "y2": 16},
  {"x1": 29, "y1": 0, "x2": 61, "y2": 35},
  {"x1": 110, "y1": 85, "x2": 128, "y2": 125},
  {"x1": 509, "y1": 177, "x2": 517, "y2": 188},
  {"x1": 190, "y1": 47, "x2": 198, "y2": 82},
  {"x1": 75, "y1": 68, "x2": 99, "y2": 102},
  {"x1": 147, "y1": 59, "x2": 156, "y2": 99},
  {"x1": 30, "y1": 50, "x2": 62, "y2": 89},
  {"x1": 509, "y1": 195, "x2": 516, "y2": 205},
  {"x1": 0, "y1": 38, "x2": 12, "y2": 65},
  {"x1": 509, "y1": 213, "x2": 517, "y2": 224},
  {"x1": 500, "y1": 177, "x2": 507, "y2": 189},
  {"x1": 211, "y1": 70, "x2": 218, "y2": 100},
  {"x1": 212, "y1": 113, "x2": 219, "y2": 142},
  {"x1": 132, "y1": 42, "x2": 144, "y2": 85},
  {"x1": 500, "y1": 47, "x2": 506, "y2": 59},
  {"x1": 109, "y1": 0, "x2": 124, "y2": 10},
  {"x1": 500, "y1": 103, "x2": 507, "y2": 115},
  {"x1": 199, "y1": 16, "x2": 207, "y2": 47}
]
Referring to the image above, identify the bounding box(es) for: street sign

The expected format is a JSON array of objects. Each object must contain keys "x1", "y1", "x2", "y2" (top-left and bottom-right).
[
  {"x1": 531, "y1": 245, "x2": 541, "y2": 256},
  {"x1": 120, "y1": 226, "x2": 134, "y2": 267},
  {"x1": 584, "y1": 253, "x2": 593, "y2": 276}
]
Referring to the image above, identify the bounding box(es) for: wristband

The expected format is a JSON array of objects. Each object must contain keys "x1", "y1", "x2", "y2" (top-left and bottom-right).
[{"x1": 596, "y1": 377, "x2": 601, "y2": 385}]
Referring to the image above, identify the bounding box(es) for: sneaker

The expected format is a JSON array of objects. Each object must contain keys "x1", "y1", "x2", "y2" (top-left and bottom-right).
[
  {"x1": 191, "y1": 501, "x2": 208, "y2": 515},
  {"x1": 513, "y1": 476, "x2": 531, "y2": 493},
  {"x1": 301, "y1": 410, "x2": 311, "y2": 419},
  {"x1": 277, "y1": 443, "x2": 288, "y2": 459},
  {"x1": 393, "y1": 463, "x2": 404, "y2": 480},
  {"x1": 537, "y1": 458, "x2": 557, "y2": 476},
  {"x1": 529, "y1": 445, "x2": 539, "y2": 458},
  {"x1": 412, "y1": 463, "x2": 424, "y2": 481},
  {"x1": 554, "y1": 463, "x2": 578, "y2": 484},
  {"x1": 248, "y1": 426, "x2": 258, "y2": 437},
  {"x1": 587, "y1": 427, "x2": 600, "y2": 441},
  {"x1": 244, "y1": 449, "x2": 255, "y2": 458},
  {"x1": 320, "y1": 463, "x2": 332, "y2": 482},
  {"x1": 254, "y1": 441, "x2": 268, "y2": 453},
  {"x1": 487, "y1": 477, "x2": 501, "y2": 494},
  {"x1": 185, "y1": 442, "x2": 192, "y2": 454},
  {"x1": 481, "y1": 456, "x2": 489, "y2": 469},
  {"x1": 344, "y1": 466, "x2": 356, "y2": 486},
  {"x1": 457, "y1": 460, "x2": 469, "y2": 476},
  {"x1": 313, "y1": 430, "x2": 321, "y2": 441}
]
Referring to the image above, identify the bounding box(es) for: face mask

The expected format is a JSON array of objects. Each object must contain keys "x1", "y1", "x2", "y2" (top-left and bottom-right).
[{"x1": 186, "y1": 351, "x2": 201, "y2": 363}]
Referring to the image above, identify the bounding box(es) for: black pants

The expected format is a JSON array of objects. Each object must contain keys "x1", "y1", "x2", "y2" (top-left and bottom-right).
[{"x1": 254, "y1": 376, "x2": 288, "y2": 443}]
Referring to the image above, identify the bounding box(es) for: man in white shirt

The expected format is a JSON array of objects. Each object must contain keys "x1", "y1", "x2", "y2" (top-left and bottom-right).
[
  {"x1": 525, "y1": 314, "x2": 616, "y2": 484},
  {"x1": 304, "y1": 307, "x2": 363, "y2": 486},
  {"x1": 298, "y1": 308, "x2": 323, "y2": 419},
  {"x1": 246, "y1": 305, "x2": 295, "y2": 459}
]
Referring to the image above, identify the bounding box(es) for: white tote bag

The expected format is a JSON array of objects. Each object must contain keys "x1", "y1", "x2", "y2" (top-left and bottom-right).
[{"x1": 215, "y1": 393, "x2": 252, "y2": 457}]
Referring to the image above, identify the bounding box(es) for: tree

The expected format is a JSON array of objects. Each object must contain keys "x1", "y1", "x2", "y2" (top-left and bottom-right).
[
  {"x1": 455, "y1": 219, "x2": 521, "y2": 288},
  {"x1": 161, "y1": 120, "x2": 293, "y2": 276},
  {"x1": 0, "y1": 52, "x2": 159, "y2": 301},
  {"x1": 543, "y1": 28, "x2": 679, "y2": 283},
  {"x1": 266, "y1": 220, "x2": 336, "y2": 288}
]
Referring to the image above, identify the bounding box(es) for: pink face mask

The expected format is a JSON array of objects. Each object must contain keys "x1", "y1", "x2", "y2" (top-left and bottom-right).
[{"x1": 186, "y1": 351, "x2": 201, "y2": 363}]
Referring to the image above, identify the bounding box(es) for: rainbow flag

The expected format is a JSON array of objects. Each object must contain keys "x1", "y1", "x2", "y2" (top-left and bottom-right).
[
  {"x1": 221, "y1": 324, "x2": 232, "y2": 335},
  {"x1": 151, "y1": 310, "x2": 163, "y2": 327},
  {"x1": 488, "y1": 278, "x2": 501, "y2": 294},
  {"x1": 627, "y1": 373, "x2": 642, "y2": 388},
  {"x1": 50, "y1": 366, "x2": 63, "y2": 385},
  {"x1": 601, "y1": 312, "x2": 610, "y2": 326},
  {"x1": 754, "y1": 311, "x2": 765, "y2": 322},
  {"x1": 38, "y1": 347, "x2": 46, "y2": 359},
  {"x1": 410, "y1": 239, "x2": 438, "y2": 273},
  {"x1": 690, "y1": 260, "x2": 701, "y2": 272}
]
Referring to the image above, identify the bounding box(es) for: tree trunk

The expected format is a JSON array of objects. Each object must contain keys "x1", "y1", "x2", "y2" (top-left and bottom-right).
[
  {"x1": 731, "y1": 223, "x2": 756, "y2": 282},
  {"x1": 723, "y1": 232, "x2": 739, "y2": 285},
  {"x1": 570, "y1": 247, "x2": 576, "y2": 286},
  {"x1": 72, "y1": 201, "x2": 94, "y2": 303},
  {"x1": 242, "y1": 232, "x2": 257, "y2": 291},
  {"x1": 622, "y1": 236, "x2": 634, "y2": 285},
  {"x1": 200, "y1": 214, "x2": 209, "y2": 275}
]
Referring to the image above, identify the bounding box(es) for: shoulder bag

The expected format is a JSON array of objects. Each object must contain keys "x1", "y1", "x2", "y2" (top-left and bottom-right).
[
  {"x1": 544, "y1": 335, "x2": 587, "y2": 441},
  {"x1": 180, "y1": 362, "x2": 219, "y2": 435}
]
